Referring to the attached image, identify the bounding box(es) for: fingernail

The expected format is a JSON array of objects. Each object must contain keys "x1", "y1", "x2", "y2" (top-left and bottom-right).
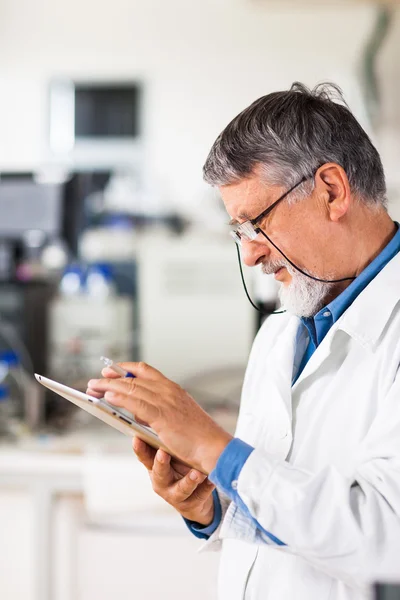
[
  {"x1": 158, "y1": 451, "x2": 170, "y2": 464},
  {"x1": 104, "y1": 391, "x2": 116, "y2": 402},
  {"x1": 189, "y1": 471, "x2": 198, "y2": 481}
]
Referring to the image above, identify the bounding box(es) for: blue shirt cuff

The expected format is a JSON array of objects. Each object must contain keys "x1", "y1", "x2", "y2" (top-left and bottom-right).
[
  {"x1": 209, "y1": 437, "x2": 286, "y2": 547},
  {"x1": 209, "y1": 437, "x2": 254, "y2": 499},
  {"x1": 183, "y1": 489, "x2": 222, "y2": 540}
]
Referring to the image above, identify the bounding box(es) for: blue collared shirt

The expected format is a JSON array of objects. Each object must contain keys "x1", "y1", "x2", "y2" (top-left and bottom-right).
[
  {"x1": 294, "y1": 222, "x2": 400, "y2": 382},
  {"x1": 186, "y1": 223, "x2": 400, "y2": 541}
]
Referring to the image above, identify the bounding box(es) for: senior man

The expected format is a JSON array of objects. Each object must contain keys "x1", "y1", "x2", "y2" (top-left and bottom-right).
[{"x1": 87, "y1": 83, "x2": 400, "y2": 600}]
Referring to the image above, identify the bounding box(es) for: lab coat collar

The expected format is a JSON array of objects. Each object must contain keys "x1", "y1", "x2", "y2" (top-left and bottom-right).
[
  {"x1": 288, "y1": 252, "x2": 400, "y2": 390},
  {"x1": 337, "y1": 250, "x2": 400, "y2": 349},
  {"x1": 283, "y1": 251, "x2": 400, "y2": 353}
]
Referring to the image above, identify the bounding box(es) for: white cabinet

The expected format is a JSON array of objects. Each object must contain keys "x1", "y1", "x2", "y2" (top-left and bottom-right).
[
  {"x1": 77, "y1": 524, "x2": 219, "y2": 600},
  {"x1": 0, "y1": 486, "x2": 219, "y2": 600},
  {"x1": 0, "y1": 490, "x2": 35, "y2": 600}
]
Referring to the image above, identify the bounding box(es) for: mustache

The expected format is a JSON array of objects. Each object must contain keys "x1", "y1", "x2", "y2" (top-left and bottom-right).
[{"x1": 261, "y1": 260, "x2": 289, "y2": 275}]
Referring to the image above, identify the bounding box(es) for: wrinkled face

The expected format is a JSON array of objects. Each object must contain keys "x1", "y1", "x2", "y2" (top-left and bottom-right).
[{"x1": 219, "y1": 168, "x2": 341, "y2": 317}]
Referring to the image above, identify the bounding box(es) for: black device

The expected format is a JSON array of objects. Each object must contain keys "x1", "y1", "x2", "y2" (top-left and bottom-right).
[
  {"x1": 375, "y1": 584, "x2": 400, "y2": 599},
  {"x1": 74, "y1": 84, "x2": 140, "y2": 139},
  {"x1": 0, "y1": 174, "x2": 61, "y2": 240},
  {"x1": 0, "y1": 280, "x2": 54, "y2": 376},
  {"x1": 49, "y1": 79, "x2": 142, "y2": 157},
  {"x1": 0, "y1": 173, "x2": 63, "y2": 278},
  {"x1": 0, "y1": 173, "x2": 61, "y2": 376}
]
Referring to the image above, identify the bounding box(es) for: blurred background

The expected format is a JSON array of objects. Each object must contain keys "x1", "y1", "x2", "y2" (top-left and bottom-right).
[{"x1": 0, "y1": 0, "x2": 399, "y2": 599}]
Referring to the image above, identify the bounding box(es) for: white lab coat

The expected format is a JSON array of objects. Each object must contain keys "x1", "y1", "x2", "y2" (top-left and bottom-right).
[{"x1": 202, "y1": 251, "x2": 400, "y2": 600}]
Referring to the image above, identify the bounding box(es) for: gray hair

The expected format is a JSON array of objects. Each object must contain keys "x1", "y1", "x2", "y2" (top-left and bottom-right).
[{"x1": 203, "y1": 82, "x2": 387, "y2": 207}]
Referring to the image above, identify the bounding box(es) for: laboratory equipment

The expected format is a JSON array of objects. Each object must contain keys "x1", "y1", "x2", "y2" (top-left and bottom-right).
[{"x1": 48, "y1": 263, "x2": 134, "y2": 387}]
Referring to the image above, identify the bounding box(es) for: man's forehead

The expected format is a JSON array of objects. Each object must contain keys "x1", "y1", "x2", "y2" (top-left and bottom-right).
[{"x1": 219, "y1": 175, "x2": 271, "y2": 221}]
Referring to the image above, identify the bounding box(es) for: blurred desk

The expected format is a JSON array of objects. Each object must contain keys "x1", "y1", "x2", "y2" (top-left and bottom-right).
[
  {"x1": 0, "y1": 426, "x2": 219, "y2": 600},
  {"x1": 0, "y1": 429, "x2": 111, "y2": 600}
]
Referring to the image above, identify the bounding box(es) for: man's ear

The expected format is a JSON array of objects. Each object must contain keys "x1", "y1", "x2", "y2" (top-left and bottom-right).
[{"x1": 315, "y1": 163, "x2": 351, "y2": 223}]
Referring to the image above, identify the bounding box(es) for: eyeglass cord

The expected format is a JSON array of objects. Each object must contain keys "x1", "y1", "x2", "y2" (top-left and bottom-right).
[
  {"x1": 235, "y1": 233, "x2": 356, "y2": 316},
  {"x1": 235, "y1": 244, "x2": 286, "y2": 315},
  {"x1": 257, "y1": 230, "x2": 356, "y2": 284}
]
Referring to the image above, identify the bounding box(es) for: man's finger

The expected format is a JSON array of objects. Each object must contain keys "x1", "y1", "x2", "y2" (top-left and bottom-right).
[
  {"x1": 106, "y1": 361, "x2": 164, "y2": 381},
  {"x1": 133, "y1": 438, "x2": 193, "y2": 480},
  {"x1": 93, "y1": 378, "x2": 150, "y2": 425},
  {"x1": 101, "y1": 368, "x2": 123, "y2": 379},
  {"x1": 87, "y1": 376, "x2": 156, "y2": 398},
  {"x1": 132, "y1": 437, "x2": 157, "y2": 470},
  {"x1": 86, "y1": 388, "x2": 104, "y2": 399},
  {"x1": 172, "y1": 470, "x2": 208, "y2": 503},
  {"x1": 191, "y1": 478, "x2": 216, "y2": 502},
  {"x1": 170, "y1": 459, "x2": 191, "y2": 478},
  {"x1": 151, "y1": 449, "x2": 175, "y2": 488},
  {"x1": 87, "y1": 378, "x2": 159, "y2": 424}
]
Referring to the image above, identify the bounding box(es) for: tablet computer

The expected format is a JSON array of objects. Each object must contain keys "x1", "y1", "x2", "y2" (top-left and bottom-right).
[{"x1": 35, "y1": 373, "x2": 189, "y2": 466}]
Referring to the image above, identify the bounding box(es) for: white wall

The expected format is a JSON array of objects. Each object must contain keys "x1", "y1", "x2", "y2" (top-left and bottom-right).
[
  {"x1": 0, "y1": 0, "x2": 398, "y2": 214},
  {"x1": 376, "y1": 7, "x2": 400, "y2": 216}
]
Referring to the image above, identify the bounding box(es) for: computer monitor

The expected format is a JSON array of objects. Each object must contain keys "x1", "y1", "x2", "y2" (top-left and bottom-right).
[{"x1": 0, "y1": 177, "x2": 62, "y2": 238}]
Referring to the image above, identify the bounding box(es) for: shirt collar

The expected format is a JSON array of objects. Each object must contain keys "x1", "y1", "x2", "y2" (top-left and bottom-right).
[
  {"x1": 299, "y1": 222, "x2": 400, "y2": 348},
  {"x1": 327, "y1": 222, "x2": 400, "y2": 323},
  {"x1": 338, "y1": 248, "x2": 400, "y2": 349}
]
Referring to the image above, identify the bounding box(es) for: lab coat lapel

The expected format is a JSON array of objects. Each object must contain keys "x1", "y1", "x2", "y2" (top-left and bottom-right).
[
  {"x1": 269, "y1": 315, "x2": 300, "y2": 420},
  {"x1": 292, "y1": 251, "x2": 400, "y2": 389},
  {"x1": 291, "y1": 319, "x2": 344, "y2": 391}
]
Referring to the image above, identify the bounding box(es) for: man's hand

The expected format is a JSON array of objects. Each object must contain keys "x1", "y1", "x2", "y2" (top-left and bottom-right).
[
  {"x1": 87, "y1": 361, "x2": 233, "y2": 474},
  {"x1": 133, "y1": 437, "x2": 216, "y2": 526}
]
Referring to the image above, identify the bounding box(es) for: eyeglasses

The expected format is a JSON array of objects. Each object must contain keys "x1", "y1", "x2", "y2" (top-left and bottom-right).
[{"x1": 229, "y1": 174, "x2": 310, "y2": 246}]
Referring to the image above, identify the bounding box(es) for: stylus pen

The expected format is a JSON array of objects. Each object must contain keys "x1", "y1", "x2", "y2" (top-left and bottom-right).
[{"x1": 100, "y1": 356, "x2": 136, "y2": 378}]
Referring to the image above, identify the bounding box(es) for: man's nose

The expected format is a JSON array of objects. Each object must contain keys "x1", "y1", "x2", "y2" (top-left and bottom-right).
[{"x1": 240, "y1": 239, "x2": 271, "y2": 267}]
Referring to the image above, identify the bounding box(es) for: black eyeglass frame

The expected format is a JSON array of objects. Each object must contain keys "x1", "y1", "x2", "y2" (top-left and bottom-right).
[
  {"x1": 249, "y1": 175, "x2": 308, "y2": 230},
  {"x1": 229, "y1": 167, "x2": 321, "y2": 245}
]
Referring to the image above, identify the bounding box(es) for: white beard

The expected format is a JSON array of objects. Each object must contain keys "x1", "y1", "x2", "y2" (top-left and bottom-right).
[{"x1": 262, "y1": 261, "x2": 335, "y2": 318}]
